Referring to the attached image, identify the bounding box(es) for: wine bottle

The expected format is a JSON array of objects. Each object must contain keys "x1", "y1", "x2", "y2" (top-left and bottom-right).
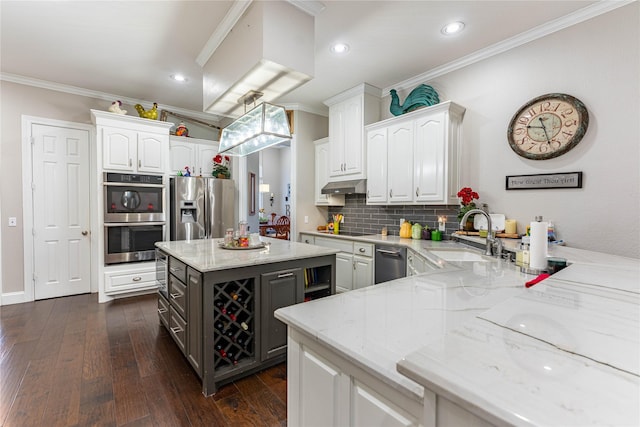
[
  {"x1": 215, "y1": 343, "x2": 227, "y2": 358},
  {"x1": 214, "y1": 299, "x2": 227, "y2": 314}
]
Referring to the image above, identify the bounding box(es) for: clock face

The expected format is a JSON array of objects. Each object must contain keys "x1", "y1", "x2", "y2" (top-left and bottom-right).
[{"x1": 507, "y1": 93, "x2": 589, "y2": 160}]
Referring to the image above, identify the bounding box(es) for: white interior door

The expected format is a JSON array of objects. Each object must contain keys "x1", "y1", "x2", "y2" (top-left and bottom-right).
[{"x1": 32, "y1": 124, "x2": 91, "y2": 299}]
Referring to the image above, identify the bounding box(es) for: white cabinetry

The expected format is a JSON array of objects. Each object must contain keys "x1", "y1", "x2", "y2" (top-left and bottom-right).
[
  {"x1": 314, "y1": 236, "x2": 374, "y2": 293},
  {"x1": 324, "y1": 84, "x2": 381, "y2": 181},
  {"x1": 365, "y1": 101, "x2": 465, "y2": 205},
  {"x1": 93, "y1": 110, "x2": 172, "y2": 174},
  {"x1": 169, "y1": 136, "x2": 219, "y2": 176},
  {"x1": 406, "y1": 249, "x2": 438, "y2": 276},
  {"x1": 287, "y1": 328, "x2": 430, "y2": 427},
  {"x1": 314, "y1": 138, "x2": 345, "y2": 206},
  {"x1": 104, "y1": 263, "x2": 157, "y2": 295}
]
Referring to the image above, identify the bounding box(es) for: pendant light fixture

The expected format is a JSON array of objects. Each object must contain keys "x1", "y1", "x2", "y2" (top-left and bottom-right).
[{"x1": 218, "y1": 91, "x2": 292, "y2": 157}]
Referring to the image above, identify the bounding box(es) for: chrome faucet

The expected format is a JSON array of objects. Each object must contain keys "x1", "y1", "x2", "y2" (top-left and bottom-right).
[{"x1": 459, "y1": 209, "x2": 503, "y2": 257}]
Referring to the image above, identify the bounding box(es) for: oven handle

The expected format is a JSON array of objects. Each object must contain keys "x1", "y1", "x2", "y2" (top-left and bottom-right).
[
  {"x1": 104, "y1": 222, "x2": 166, "y2": 227},
  {"x1": 103, "y1": 182, "x2": 165, "y2": 188}
]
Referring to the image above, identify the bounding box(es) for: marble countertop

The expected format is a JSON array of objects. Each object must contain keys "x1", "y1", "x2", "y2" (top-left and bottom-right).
[
  {"x1": 280, "y1": 233, "x2": 640, "y2": 425},
  {"x1": 155, "y1": 237, "x2": 338, "y2": 272}
]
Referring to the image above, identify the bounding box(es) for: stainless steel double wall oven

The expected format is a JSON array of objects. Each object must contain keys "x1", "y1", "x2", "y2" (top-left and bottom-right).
[{"x1": 103, "y1": 172, "x2": 166, "y2": 264}]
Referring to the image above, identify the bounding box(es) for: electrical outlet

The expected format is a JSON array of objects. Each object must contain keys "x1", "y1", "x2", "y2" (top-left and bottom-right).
[
  {"x1": 304, "y1": 216, "x2": 309, "y2": 224},
  {"x1": 8, "y1": 217, "x2": 17, "y2": 227}
]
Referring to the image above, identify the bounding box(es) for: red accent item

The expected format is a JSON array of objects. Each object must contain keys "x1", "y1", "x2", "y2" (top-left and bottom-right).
[
  {"x1": 148, "y1": 203, "x2": 154, "y2": 210},
  {"x1": 525, "y1": 273, "x2": 550, "y2": 288},
  {"x1": 111, "y1": 203, "x2": 116, "y2": 209}
]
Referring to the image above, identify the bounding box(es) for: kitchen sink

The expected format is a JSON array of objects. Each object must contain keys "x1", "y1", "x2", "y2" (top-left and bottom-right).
[{"x1": 428, "y1": 249, "x2": 493, "y2": 262}]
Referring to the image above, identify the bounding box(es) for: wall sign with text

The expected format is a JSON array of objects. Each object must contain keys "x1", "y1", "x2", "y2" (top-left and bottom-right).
[{"x1": 506, "y1": 172, "x2": 583, "y2": 190}]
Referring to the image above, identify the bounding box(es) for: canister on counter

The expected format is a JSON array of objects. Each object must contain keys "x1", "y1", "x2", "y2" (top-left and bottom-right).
[{"x1": 431, "y1": 230, "x2": 442, "y2": 241}]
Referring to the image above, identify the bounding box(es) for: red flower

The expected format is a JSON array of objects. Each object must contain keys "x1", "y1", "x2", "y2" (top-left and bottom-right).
[
  {"x1": 457, "y1": 187, "x2": 479, "y2": 206},
  {"x1": 213, "y1": 154, "x2": 223, "y2": 165}
]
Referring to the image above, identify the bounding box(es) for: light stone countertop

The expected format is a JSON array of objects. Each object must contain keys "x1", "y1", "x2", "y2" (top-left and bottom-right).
[
  {"x1": 279, "y1": 232, "x2": 640, "y2": 426},
  {"x1": 155, "y1": 237, "x2": 338, "y2": 272}
]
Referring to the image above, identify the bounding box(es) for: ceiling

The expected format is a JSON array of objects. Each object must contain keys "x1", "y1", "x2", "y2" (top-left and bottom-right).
[{"x1": 1, "y1": 0, "x2": 605, "y2": 122}]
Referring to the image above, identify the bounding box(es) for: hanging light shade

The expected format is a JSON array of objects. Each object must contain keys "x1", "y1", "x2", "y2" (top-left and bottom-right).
[{"x1": 218, "y1": 102, "x2": 291, "y2": 156}]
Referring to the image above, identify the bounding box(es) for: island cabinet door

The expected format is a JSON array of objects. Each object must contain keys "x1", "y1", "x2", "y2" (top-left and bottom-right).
[
  {"x1": 260, "y1": 268, "x2": 303, "y2": 361},
  {"x1": 186, "y1": 267, "x2": 203, "y2": 377}
]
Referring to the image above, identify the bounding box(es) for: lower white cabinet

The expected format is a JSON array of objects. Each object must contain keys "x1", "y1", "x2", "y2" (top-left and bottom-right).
[
  {"x1": 314, "y1": 236, "x2": 374, "y2": 293},
  {"x1": 103, "y1": 262, "x2": 157, "y2": 295},
  {"x1": 407, "y1": 249, "x2": 439, "y2": 276},
  {"x1": 287, "y1": 328, "x2": 430, "y2": 427}
]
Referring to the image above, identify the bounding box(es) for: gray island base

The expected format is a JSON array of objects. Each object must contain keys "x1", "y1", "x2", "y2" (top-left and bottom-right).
[{"x1": 155, "y1": 238, "x2": 337, "y2": 395}]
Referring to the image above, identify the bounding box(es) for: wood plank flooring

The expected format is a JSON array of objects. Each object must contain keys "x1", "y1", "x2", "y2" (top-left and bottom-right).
[{"x1": 0, "y1": 293, "x2": 287, "y2": 427}]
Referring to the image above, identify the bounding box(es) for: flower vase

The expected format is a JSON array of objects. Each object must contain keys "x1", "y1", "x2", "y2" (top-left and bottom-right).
[{"x1": 463, "y1": 219, "x2": 474, "y2": 231}]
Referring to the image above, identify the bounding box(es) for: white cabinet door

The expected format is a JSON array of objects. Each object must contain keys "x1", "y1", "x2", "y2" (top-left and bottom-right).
[
  {"x1": 414, "y1": 111, "x2": 446, "y2": 203},
  {"x1": 102, "y1": 127, "x2": 137, "y2": 171},
  {"x1": 137, "y1": 132, "x2": 166, "y2": 173},
  {"x1": 335, "y1": 252, "x2": 353, "y2": 292},
  {"x1": 169, "y1": 140, "x2": 197, "y2": 175},
  {"x1": 387, "y1": 121, "x2": 414, "y2": 203},
  {"x1": 353, "y1": 255, "x2": 373, "y2": 290},
  {"x1": 197, "y1": 143, "x2": 218, "y2": 177},
  {"x1": 353, "y1": 380, "x2": 419, "y2": 427},
  {"x1": 366, "y1": 127, "x2": 388, "y2": 204},
  {"x1": 342, "y1": 95, "x2": 364, "y2": 176},
  {"x1": 315, "y1": 139, "x2": 345, "y2": 206},
  {"x1": 328, "y1": 103, "x2": 345, "y2": 177}
]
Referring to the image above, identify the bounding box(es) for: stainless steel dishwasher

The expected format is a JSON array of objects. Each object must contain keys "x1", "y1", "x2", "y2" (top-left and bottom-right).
[{"x1": 374, "y1": 245, "x2": 407, "y2": 284}]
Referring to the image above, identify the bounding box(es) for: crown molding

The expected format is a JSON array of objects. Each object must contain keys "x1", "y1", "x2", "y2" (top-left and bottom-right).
[
  {"x1": 195, "y1": 1, "x2": 252, "y2": 67},
  {"x1": 383, "y1": 0, "x2": 635, "y2": 95},
  {"x1": 288, "y1": 0, "x2": 326, "y2": 16},
  {"x1": 0, "y1": 72, "x2": 225, "y2": 123}
]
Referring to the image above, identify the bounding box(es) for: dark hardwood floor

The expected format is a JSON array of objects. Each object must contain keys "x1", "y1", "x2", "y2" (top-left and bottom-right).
[{"x1": 0, "y1": 293, "x2": 287, "y2": 427}]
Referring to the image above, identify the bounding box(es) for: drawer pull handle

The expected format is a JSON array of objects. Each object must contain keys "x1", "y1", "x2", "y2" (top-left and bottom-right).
[
  {"x1": 157, "y1": 307, "x2": 168, "y2": 314},
  {"x1": 132, "y1": 276, "x2": 142, "y2": 282},
  {"x1": 170, "y1": 292, "x2": 182, "y2": 299},
  {"x1": 170, "y1": 267, "x2": 180, "y2": 272},
  {"x1": 278, "y1": 272, "x2": 294, "y2": 278},
  {"x1": 416, "y1": 187, "x2": 419, "y2": 197},
  {"x1": 358, "y1": 248, "x2": 365, "y2": 253},
  {"x1": 170, "y1": 326, "x2": 183, "y2": 334}
]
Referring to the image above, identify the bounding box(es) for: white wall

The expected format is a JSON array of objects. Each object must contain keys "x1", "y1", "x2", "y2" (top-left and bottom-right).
[{"x1": 383, "y1": 3, "x2": 639, "y2": 258}]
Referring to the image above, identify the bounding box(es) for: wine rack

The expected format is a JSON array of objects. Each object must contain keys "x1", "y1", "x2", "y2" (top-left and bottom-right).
[{"x1": 213, "y1": 278, "x2": 255, "y2": 370}]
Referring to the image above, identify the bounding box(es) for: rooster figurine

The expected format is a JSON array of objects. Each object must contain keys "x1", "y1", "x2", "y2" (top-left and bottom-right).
[
  {"x1": 108, "y1": 100, "x2": 127, "y2": 115},
  {"x1": 389, "y1": 84, "x2": 440, "y2": 116},
  {"x1": 134, "y1": 102, "x2": 158, "y2": 120}
]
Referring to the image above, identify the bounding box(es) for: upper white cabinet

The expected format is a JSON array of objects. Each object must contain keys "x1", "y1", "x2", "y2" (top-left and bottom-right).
[
  {"x1": 324, "y1": 84, "x2": 381, "y2": 181},
  {"x1": 92, "y1": 110, "x2": 173, "y2": 174},
  {"x1": 314, "y1": 138, "x2": 345, "y2": 206},
  {"x1": 169, "y1": 136, "x2": 219, "y2": 177},
  {"x1": 365, "y1": 101, "x2": 465, "y2": 205}
]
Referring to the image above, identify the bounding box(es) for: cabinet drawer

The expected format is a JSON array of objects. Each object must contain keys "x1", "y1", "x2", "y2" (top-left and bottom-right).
[
  {"x1": 158, "y1": 295, "x2": 170, "y2": 328},
  {"x1": 169, "y1": 275, "x2": 187, "y2": 318},
  {"x1": 300, "y1": 234, "x2": 315, "y2": 245},
  {"x1": 353, "y1": 242, "x2": 373, "y2": 257},
  {"x1": 314, "y1": 236, "x2": 353, "y2": 253},
  {"x1": 104, "y1": 268, "x2": 156, "y2": 294},
  {"x1": 169, "y1": 257, "x2": 187, "y2": 283},
  {"x1": 169, "y1": 306, "x2": 187, "y2": 355}
]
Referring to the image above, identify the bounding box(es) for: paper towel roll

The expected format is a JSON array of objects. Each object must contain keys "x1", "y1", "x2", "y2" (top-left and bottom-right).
[
  {"x1": 505, "y1": 219, "x2": 517, "y2": 234},
  {"x1": 529, "y1": 221, "x2": 548, "y2": 270}
]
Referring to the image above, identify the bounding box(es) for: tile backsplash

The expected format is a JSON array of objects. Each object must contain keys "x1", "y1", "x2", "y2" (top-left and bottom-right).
[{"x1": 327, "y1": 194, "x2": 461, "y2": 238}]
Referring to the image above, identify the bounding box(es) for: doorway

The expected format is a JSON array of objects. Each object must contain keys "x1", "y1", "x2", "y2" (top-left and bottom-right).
[{"x1": 22, "y1": 117, "x2": 93, "y2": 300}]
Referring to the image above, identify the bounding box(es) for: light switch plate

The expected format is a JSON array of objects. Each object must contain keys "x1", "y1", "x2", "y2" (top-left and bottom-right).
[{"x1": 8, "y1": 217, "x2": 17, "y2": 227}]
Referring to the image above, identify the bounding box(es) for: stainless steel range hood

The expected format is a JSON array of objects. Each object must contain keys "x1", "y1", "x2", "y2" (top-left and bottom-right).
[{"x1": 321, "y1": 179, "x2": 367, "y2": 195}]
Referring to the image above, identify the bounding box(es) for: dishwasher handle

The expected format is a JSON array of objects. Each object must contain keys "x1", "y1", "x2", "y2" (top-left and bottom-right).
[{"x1": 376, "y1": 248, "x2": 402, "y2": 257}]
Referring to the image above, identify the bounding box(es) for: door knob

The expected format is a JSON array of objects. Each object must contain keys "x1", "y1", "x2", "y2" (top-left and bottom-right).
[{"x1": 81, "y1": 231, "x2": 88, "y2": 236}]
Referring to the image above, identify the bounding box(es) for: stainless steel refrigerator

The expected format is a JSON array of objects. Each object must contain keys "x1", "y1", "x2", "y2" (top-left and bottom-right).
[{"x1": 169, "y1": 176, "x2": 235, "y2": 241}]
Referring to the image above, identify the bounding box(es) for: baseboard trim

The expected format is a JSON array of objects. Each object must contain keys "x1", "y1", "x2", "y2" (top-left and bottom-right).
[{"x1": 1, "y1": 291, "x2": 29, "y2": 306}]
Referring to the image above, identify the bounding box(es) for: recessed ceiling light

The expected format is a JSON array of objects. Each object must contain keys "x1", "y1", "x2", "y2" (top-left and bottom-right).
[
  {"x1": 330, "y1": 43, "x2": 350, "y2": 54},
  {"x1": 441, "y1": 21, "x2": 465, "y2": 35},
  {"x1": 170, "y1": 74, "x2": 187, "y2": 82}
]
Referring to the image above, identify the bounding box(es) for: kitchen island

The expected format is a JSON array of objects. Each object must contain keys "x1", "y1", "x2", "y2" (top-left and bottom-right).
[
  {"x1": 275, "y1": 237, "x2": 639, "y2": 426},
  {"x1": 155, "y1": 237, "x2": 338, "y2": 395}
]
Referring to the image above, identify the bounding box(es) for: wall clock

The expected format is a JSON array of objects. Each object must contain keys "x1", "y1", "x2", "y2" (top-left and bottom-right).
[{"x1": 507, "y1": 93, "x2": 589, "y2": 160}]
